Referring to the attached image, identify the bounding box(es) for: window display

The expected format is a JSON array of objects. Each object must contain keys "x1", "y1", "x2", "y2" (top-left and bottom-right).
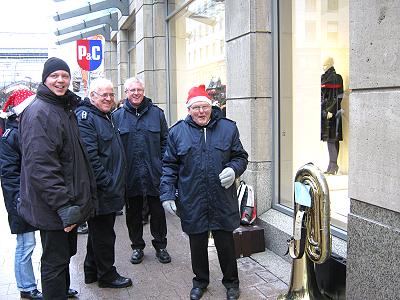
[{"x1": 278, "y1": 0, "x2": 349, "y2": 230}]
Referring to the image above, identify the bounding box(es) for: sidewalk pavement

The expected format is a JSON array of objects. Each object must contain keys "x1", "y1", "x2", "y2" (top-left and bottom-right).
[{"x1": 0, "y1": 203, "x2": 291, "y2": 300}]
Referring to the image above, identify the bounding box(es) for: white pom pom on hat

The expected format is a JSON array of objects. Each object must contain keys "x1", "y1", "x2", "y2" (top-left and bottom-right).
[{"x1": 186, "y1": 84, "x2": 212, "y2": 108}]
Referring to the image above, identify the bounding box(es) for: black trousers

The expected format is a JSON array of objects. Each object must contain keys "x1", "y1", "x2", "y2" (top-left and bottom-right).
[
  {"x1": 40, "y1": 229, "x2": 77, "y2": 300},
  {"x1": 126, "y1": 195, "x2": 167, "y2": 251},
  {"x1": 84, "y1": 213, "x2": 118, "y2": 282},
  {"x1": 327, "y1": 140, "x2": 340, "y2": 169},
  {"x1": 189, "y1": 230, "x2": 239, "y2": 289}
]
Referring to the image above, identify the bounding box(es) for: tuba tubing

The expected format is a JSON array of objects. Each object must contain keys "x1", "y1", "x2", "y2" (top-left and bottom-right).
[{"x1": 278, "y1": 163, "x2": 332, "y2": 300}]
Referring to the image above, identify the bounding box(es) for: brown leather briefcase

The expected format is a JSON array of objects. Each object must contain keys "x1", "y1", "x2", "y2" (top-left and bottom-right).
[{"x1": 233, "y1": 225, "x2": 265, "y2": 258}]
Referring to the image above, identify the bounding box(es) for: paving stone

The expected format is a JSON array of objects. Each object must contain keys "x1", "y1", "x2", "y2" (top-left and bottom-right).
[{"x1": 0, "y1": 201, "x2": 294, "y2": 299}]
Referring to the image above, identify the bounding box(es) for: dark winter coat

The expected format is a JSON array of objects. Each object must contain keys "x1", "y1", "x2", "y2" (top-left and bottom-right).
[
  {"x1": 76, "y1": 98, "x2": 126, "y2": 215},
  {"x1": 0, "y1": 119, "x2": 36, "y2": 234},
  {"x1": 112, "y1": 97, "x2": 168, "y2": 198},
  {"x1": 321, "y1": 66, "x2": 343, "y2": 141},
  {"x1": 160, "y1": 107, "x2": 248, "y2": 234},
  {"x1": 18, "y1": 84, "x2": 97, "y2": 230}
]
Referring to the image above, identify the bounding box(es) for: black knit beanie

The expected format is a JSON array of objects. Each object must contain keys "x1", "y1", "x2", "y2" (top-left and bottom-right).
[{"x1": 42, "y1": 57, "x2": 71, "y2": 83}]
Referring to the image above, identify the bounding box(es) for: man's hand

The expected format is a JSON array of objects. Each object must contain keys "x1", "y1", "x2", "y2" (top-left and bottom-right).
[
  {"x1": 162, "y1": 200, "x2": 177, "y2": 216},
  {"x1": 219, "y1": 167, "x2": 235, "y2": 189},
  {"x1": 327, "y1": 112, "x2": 333, "y2": 119},
  {"x1": 64, "y1": 224, "x2": 77, "y2": 232}
]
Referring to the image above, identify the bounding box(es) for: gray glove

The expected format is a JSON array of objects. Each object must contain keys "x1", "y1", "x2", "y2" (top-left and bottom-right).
[
  {"x1": 162, "y1": 200, "x2": 177, "y2": 216},
  {"x1": 219, "y1": 167, "x2": 235, "y2": 189},
  {"x1": 57, "y1": 205, "x2": 82, "y2": 228}
]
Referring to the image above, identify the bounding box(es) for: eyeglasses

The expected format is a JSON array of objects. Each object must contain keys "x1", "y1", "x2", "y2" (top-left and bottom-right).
[
  {"x1": 125, "y1": 88, "x2": 144, "y2": 93},
  {"x1": 190, "y1": 105, "x2": 211, "y2": 112},
  {"x1": 94, "y1": 91, "x2": 115, "y2": 98}
]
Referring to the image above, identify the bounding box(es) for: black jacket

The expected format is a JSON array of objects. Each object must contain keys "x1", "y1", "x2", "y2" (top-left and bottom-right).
[
  {"x1": 76, "y1": 98, "x2": 126, "y2": 215},
  {"x1": 112, "y1": 97, "x2": 168, "y2": 197},
  {"x1": 321, "y1": 66, "x2": 343, "y2": 141},
  {"x1": 160, "y1": 107, "x2": 248, "y2": 234},
  {"x1": 18, "y1": 84, "x2": 97, "y2": 230},
  {"x1": 0, "y1": 119, "x2": 36, "y2": 234}
]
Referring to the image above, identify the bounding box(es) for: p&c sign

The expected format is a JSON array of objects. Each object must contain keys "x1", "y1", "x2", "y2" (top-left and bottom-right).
[{"x1": 76, "y1": 39, "x2": 102, "y2": 71}]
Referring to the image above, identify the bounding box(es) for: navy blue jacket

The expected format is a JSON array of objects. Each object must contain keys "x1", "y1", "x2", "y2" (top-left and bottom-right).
[
  {"x1": 0, "y1": 119, "x2": 36, "y2": 234},
  {"x1": 160, "y1": 107, "x2": 248, "y2": 234},
  {"x1": 76, "y1": 98, "x2": 126, "y2": 215},
  {"x1": 112, "y1": 97, "x2": 168, "y2": 197},
  {"x1": 19, "y1": 84, "x2": 97, "y2": 230}
]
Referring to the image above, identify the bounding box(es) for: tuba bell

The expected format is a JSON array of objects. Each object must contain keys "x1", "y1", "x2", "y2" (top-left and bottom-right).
[{"x1": 278, "y1": 163, "x2": 331, "y2": 300}]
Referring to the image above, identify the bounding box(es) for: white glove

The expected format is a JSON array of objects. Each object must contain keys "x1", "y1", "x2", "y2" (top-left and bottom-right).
[
  {"x1": 327, "y1": 112, "x2": 333, "y2": 119},
  {"x1": 162, "y1": 200, "x2": 177, "y2": 216},
  {"x1": 219, "y1": 167, "x2": 235, "y2": 189}
]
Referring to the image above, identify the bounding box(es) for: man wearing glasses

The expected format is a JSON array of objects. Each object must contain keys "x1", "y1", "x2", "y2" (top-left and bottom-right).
[
  {"x1": 160, "y1": 84, "x2": 248, "y2": 300},
  {"x1": 113, "y1": 77, "x2": 171, "y2": 265},
  {"x1": 76, "y1": 78, "x2": 132, "y2": 289}
]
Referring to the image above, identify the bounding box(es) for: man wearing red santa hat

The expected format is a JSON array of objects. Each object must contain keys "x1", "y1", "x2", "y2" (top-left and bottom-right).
[{"x1": 160, "y1": 84, "x2": 248, "y2": 300}]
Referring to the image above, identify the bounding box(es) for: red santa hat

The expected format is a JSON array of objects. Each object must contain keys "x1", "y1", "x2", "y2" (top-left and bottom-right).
[
  {"x1": 2, "y1": 89, "x2": 36, "y2": 116},
  {"x1": 186, "y1": 84, "x2": 212, "y2": 108}
]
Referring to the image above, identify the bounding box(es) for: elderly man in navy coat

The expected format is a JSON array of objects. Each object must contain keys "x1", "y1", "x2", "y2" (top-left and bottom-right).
[
  {"x1": 113, "y1": 77, "x2": 171, "y2": 265},
  {"x1": 160, "y1": 84, "x2": 248, "y2": 300},
  {"x1": 76, "y1": 78, "x2": 132, "y2": 289}
]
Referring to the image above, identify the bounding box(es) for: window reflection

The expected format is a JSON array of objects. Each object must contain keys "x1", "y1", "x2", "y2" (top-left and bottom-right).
[{"x1": 168, "y1": 0, "x2": 226, "y2": 122}]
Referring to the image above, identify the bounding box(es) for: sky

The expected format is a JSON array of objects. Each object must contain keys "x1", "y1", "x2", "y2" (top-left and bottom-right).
[
  {"x1": 0, "y1": 0, "x2": 105, "y2": 82},
  {"x1": 1, "y1": 0, "x2": 59, "y2": 44}
]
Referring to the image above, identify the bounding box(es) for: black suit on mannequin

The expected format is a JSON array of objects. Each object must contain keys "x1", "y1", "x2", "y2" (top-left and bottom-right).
[{"x1": 321, "y1": 62, "x2": 343, "y2": 175}]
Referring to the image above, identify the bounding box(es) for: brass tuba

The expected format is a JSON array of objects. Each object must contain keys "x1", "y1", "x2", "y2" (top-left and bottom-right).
[{"x1": 278, "y1": 163, "x2": 331, "y2": 300}]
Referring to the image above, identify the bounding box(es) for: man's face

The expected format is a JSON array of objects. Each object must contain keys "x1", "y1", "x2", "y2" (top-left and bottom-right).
[
  {"x1": 188, "y1": 101, "x2": 212, "y2": 126},
  {"x1": 125, "y1": 81, "x2": 144, "y2": 107},
  {"x1": 90, "y1": 85, "x2": 115, "y2": 113},
  {"x1": 44, "y1": 70, "x2": 71, "y2": 96}
]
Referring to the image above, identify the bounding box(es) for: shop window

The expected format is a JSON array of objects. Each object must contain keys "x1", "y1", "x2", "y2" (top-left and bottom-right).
[
  {"x1": 167, "y1": 0, "x2": 226, "y2": 122},
  {"x1": 278, "y1": 0, "x2": 349, "y2": 231}
]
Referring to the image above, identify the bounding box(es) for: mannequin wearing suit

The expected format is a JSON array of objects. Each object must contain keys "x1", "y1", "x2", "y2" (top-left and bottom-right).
[{"x1": 321, "y1": 57, "x2": 343, "y2": 175}]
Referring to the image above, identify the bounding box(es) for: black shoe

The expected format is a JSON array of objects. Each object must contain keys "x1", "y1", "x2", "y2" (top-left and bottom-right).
[
  {"x1": 226, "y1": 287, "x2": 240, "y2": 300},
  {"x1": 324, "y1": 165, "x2": 338, "y2": 175},
  {"x1": 20, "y1": 289, "x2": 43, "y2": 299},
  {"x1": 67, "y1": 288, "x2": 78, "y2": 298},
  {"x1": 98, "y1": 275, "x2": 133, "y2": 288},
  {"x1": 77, "y1": 222, "x2": 88, "y2": 234},
  {"x1": 190, "y1": 287, "x2": 205, "y2": 300},
  {"x1": 130, "y1": 249, "x2": 144, "y2": 264},
  {"x1": 156, "y1": 248, "x2": 171, "y2": 263}
]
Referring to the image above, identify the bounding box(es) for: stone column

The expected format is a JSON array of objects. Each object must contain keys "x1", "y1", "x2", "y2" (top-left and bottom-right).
[
  {"x1": 104, "y1": 41, "x2": 118, "y2": 88},
  {"x1": 135, "y1": 0, "x2": 167, "y2": 108},
  {"x1": 225, "y1": 0, "x2": 273, "y2": 214},
  {"x1": 346, "y1": 1, "x2": 400, "y2": 299},
  {"x1": 117, "y1": 30, "x2": 129, "y2": 99}
]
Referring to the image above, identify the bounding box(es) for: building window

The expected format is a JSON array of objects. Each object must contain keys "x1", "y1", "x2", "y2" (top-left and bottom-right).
[
  {"x1": 167, "y1": 0, "x2": 226, "y2": 122},
  {"x1": 278, "y1": 0, "x2": 350, "y2": 231}
]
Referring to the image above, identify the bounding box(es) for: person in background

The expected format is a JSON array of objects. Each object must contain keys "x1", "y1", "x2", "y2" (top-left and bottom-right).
[
  {"x1": 18, "y1": 57, "x2": 97, "y2": 300},
  {"x1": 0, "y1": 90, "x2": 43, "y2": 300},
  {"x1": 76, "y1": 78, "x2": 132, "y2": 289},
  {"x1": 113, "y1": 77, "x2": 171, "y2": 265},
  {"x1": 160, "y1": 84, "x2": 248, "y2": 300}
]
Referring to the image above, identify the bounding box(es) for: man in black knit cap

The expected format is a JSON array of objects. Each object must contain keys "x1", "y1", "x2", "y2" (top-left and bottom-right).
[{"x1": 19, "y1": 57, "x2": 97, "y2": 300}]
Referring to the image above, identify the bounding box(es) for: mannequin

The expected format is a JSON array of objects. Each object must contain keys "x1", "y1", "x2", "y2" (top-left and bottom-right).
[{"x1": 320, "y1": 57, "x2": 343, "y2": 175}]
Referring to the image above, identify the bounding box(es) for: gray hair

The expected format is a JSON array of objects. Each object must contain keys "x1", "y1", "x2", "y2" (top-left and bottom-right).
[
  {"x1": 89, "y1": 78, "x2": 113, "y2": 94},
  {"x1": 124, "y1": 77, "x2": 145, "y2": 91}
]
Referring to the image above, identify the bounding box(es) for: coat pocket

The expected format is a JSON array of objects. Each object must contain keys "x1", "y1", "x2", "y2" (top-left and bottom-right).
[{"x1": 214, "y1": 143, "x2": 231, "y2": 167}]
